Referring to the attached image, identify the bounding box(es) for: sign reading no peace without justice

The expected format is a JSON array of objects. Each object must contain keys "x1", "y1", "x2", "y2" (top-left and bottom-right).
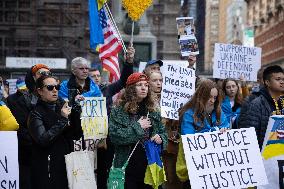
[{"x1": 181, "y1": 128, "x2": 268, "y2": 189}]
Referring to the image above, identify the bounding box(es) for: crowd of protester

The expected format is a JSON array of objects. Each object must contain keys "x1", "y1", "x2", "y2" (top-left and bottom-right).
[{"x1": 1, "y1": 45, "x2": 284, "y2": 189}]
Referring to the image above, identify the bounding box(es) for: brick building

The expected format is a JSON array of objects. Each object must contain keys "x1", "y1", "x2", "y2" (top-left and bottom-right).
[{"x1": 246, "y1": 0, "x2": 284, "y2": 67}]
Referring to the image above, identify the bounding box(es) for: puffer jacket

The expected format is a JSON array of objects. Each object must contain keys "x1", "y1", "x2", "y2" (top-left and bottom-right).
[
  {"x1": 238, "y1": 85, "x2": 263, "y2": 128},
  {"x1": 243, "y1": 87, "x2": 275, "y2": 149},
  {"x1": 181, "y1": 108, "x2": 229, "y2": 135},
  {"x1": 221, "y1": 96, "x2": 241, "y2": 129},
  {"x1": 0, "y1": 101, "x2": 19, "y2": 131}
]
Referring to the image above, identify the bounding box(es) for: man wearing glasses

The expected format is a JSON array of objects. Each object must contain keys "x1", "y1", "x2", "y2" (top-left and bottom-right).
[{"x1": 58, "y1": 57, "x2": 101, "y2": 141}]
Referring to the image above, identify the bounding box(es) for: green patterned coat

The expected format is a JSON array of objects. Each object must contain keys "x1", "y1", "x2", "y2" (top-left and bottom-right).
[{"x1": 109, "y1": 105, "x2": 168, "y2": 168}]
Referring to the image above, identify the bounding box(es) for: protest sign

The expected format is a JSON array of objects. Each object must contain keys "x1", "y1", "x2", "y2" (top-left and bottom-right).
[
  {"x1": 161, "y1": 64, "x2": 195, "y2": 120},
  {"x1": 80, "y1": 97, "x2": 107, "y2": 117},
  {"x1": 6, "y1": 79, "x2": 17, "y2": 95},
  {"x1": 0, "y1": 131, "x2": 19, "y2": 189},
  {"x1": 213, "y1": 43, "x2": 261, "y2": 81},
  {"x1": 77, "y1": 97, "x2": 108, "y2": 151},
  {"x1": 259, "y1": 115, "x2": 284, "y2": 189},
  {"x1": 181, "y1": 128, "x2": 268, "y2": 189}
]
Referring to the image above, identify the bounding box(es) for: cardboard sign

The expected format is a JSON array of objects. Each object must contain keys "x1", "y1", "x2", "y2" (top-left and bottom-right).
[
  {"x1": 81, "y1": 117, "x2": 108, "y2": 139},
  {"x1": 78, "y1": 97, "x2": 108, "y2": 151},
  {"x1": 80, "y1": 97, "x2": 107, "y2": 117},
  {"x1": 0, "y1": 131, "x2": 19, "y2": 189},
  {"x1": 182, "y1": 128, "x2": 268, "y2": 189},
  {"x1": 161, "y1": 64, "x2": 195, "y2": 120},
  {"x1": 213, "y1": 43, "x2": 261, "y2": 81},
  {"x1": 259, "y1": 115, "x2": 284, "y2": 189}
]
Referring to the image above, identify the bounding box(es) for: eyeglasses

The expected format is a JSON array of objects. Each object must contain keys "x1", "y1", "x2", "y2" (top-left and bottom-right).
[
  {"x1": 77, "y1": 67, "x2": 89, "y2": 71},
  {"x1": 43, "y1": 84, "x2": 60, "y2": 91},
  {"x1": 39, "y1": 71, "x2": 52, "y2": 76}
]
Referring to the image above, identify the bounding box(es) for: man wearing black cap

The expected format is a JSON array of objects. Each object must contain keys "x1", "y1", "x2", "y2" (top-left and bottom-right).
[{"x1": 143, "y1": 59, "x2": 163, "y2": 75}]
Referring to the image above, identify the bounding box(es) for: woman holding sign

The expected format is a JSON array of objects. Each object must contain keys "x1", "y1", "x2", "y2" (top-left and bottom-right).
[
  {"x1": 179, "y1": 79, "x2": 229, "y2": 188},
  {"x1": 28, "y1": 75, "x2": 72, "y2": 189},
  {"x1": 109, "y1": 72, "x2": 167, "y2": 189}
]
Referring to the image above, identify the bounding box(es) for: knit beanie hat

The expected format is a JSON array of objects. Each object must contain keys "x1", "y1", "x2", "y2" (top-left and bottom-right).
[
  {"x1": 126, "y1": 73, "x2": 148, "y2": 86},
  {"x1": 31, "y1": 64, "x2": 50, "y2": 75}
]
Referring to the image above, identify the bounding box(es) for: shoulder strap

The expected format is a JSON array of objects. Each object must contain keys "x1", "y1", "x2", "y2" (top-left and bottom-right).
[{"x1": 122, "y1": 141, "x2": 140, "y2": 169}]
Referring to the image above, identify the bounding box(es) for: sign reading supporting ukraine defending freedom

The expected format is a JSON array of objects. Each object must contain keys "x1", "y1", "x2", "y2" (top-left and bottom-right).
[
  {"x1": 213, "y1": 43, "x2": 261, "y2": 81},
  {"x1": 259, "y1": 115, "x2": 284, "y2": 189},
  {"x1": 161, "y1": 64, "x2": 195, "y2": 120},
  {"x1": 74, "y1": 97, "x2": 108, "y2": 151},
  {"x1": 182, "y1": 128, "x2": 268, "y2": 189}
]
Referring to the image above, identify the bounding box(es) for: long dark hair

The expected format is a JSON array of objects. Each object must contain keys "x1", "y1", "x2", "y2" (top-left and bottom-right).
[
  {"x1": 179, "y1": 79, "x2": 222, "y2": 127},
  {"x1": 119, "y1": 83, "x2": 156, "y2": 114}
]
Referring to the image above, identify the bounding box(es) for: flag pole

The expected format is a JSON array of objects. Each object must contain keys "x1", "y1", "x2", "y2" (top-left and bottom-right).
[
  {"x1": 130, "y1": 21, "x2": 134, "y2": 46},
  {"x1": 104, "y1": 3, "x2": 127, "y2": 54}
]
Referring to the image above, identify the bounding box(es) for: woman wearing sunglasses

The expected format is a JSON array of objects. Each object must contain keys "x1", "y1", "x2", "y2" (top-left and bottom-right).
[{"x1": 28, "y1": 75, "x2": 72, "y2": 189}]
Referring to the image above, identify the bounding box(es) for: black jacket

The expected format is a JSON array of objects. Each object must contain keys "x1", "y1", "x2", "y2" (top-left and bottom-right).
[
  {"x1": 6, "y1": 69, "x2": 38, "y2": 165},
  {"x1": 28, "y1": 99, "x2": 71, "y2": 189},
  {"x1": 238, "y1": 86, "x2": 263, "y2": 129},
  {"x1": 100, "y1": 62, "x2": 133, "y2": 115},
  {"x1": 243, "y1": 87, "x2": 275, "y2": 149}
]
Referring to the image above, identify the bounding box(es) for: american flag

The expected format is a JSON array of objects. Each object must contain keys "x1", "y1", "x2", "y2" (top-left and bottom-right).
[
  {"x1": 98, "y1": 7, "x2": 122, "y2": 82},
  {"x1": 276, "y1": 119, "x2": 284, "y2": 140}
]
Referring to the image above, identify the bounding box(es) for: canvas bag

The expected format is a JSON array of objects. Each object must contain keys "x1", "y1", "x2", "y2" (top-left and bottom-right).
[
  {"x1": 65, "y1": 150, "x2": 97, "y2": 189},
  {"x1": 107, "y1": 141, "x2": 139, "y2": 189}
]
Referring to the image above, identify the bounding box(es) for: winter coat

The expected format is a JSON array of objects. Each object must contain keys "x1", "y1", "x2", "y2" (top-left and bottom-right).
[
  {"x1": 28, "y1": 99, "x2": 72, "y2": 189},
  {"x1": 0, "y1": 101, "x2": 19, "y2": 131},
  {"x1": 181, "y1": 108, "x2": 229, "y2": 135},
  {"x1": 221, "y1": 96, "x2": 241, "y2": 129},
  {"x1": 58, "y1": 75, "x2": 101, "y2": 140},
  {"x1": 242, "y1": 87, "x2": 276, "y2": 149},
  {"x1": 6, "y1": 69, "x2": 38, "y2": 165},
  {"x1": 109, "y1": 105, "x2": 168, "y2": 168},
  {"x1": 59, "y1": 75, "x2": 101, "y2": 99},
  {"x1": 238, "y1": 85, "x2": 262, "y2": 128}
]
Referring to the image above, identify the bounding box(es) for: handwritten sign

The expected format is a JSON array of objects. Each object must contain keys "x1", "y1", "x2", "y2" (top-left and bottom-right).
[
  {"x1": 213, "y1": 43, "x2": 261, "y2": 81},
  {"x1": 161, "y1": 64, "x2": 195, "y2": 120},
  {"x1": 181, "y1": 128, "x2": 268, "y2": 189},
  {"x1": 0, "y1": 131, "x2": 19, "y2": 189},
  {"x1": 79, "y1": 97, "x2": 108, "y2": 150},
  {"x1": 80, "y1": 97, "x2": 107, "y2": 117}
]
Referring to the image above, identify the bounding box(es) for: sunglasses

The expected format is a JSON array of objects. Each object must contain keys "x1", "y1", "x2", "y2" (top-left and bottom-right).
[
  {"x1": 39, "y1": 71, "x2": 52, "y2": 76},
  {"x1": 43, "y1": 84, "x2": 60, "y2": 91}
]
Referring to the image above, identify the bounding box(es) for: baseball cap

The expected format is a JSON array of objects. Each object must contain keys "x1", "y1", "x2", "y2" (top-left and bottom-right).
[{"x1": 146, "y1": 60, "x2": 163, "y2": 67}]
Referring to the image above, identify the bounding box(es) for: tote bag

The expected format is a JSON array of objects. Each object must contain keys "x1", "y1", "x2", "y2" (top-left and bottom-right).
[
  {"x1": 65, "y1": 150, "x2": 97, "y2": 189},
  {"x1": 107, "y1": 141, "x2": 139, "y2": 189}
]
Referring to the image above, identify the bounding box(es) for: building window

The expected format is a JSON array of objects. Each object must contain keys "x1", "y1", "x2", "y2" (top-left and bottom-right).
[
  {"x1": 5, "y1": 11, "x2": 17, "y2": 22},
  {"x1": 19, "y1": 12, "x2": 30, "y2": 23},
  {"x1": 157, "y1": 41, "x2": 164, "y2": 50},
  {"x1": 5, "y1": 1, "x2": 16, "y2": 8},
  {"x1": 18, "y1": 40, "x2": 30, "y2": 47},
  {"x1": 19, "y1": 0, "x2": 31, "y2": 8},
  {"x1": 157, "y1": 53, "x2": 163, "y2": 60}
]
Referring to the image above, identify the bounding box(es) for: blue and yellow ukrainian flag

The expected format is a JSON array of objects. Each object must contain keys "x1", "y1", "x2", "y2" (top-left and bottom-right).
[
  {"x1": 88, "y1": 0, "x2": 107, "y2": 49},
  {"x1": 144, "y1": 140, "x2": 166, "y2": 189}
]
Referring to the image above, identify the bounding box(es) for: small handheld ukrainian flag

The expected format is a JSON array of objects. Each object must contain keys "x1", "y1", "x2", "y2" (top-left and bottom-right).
[{"x1": 144, "y1": 140, "x2": 166, "y2": 189}]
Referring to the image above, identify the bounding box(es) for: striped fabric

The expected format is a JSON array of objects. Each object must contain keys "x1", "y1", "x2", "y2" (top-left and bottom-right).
[{"x1": 98, "y1": 6, "x2": 122, "y2": 82}]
